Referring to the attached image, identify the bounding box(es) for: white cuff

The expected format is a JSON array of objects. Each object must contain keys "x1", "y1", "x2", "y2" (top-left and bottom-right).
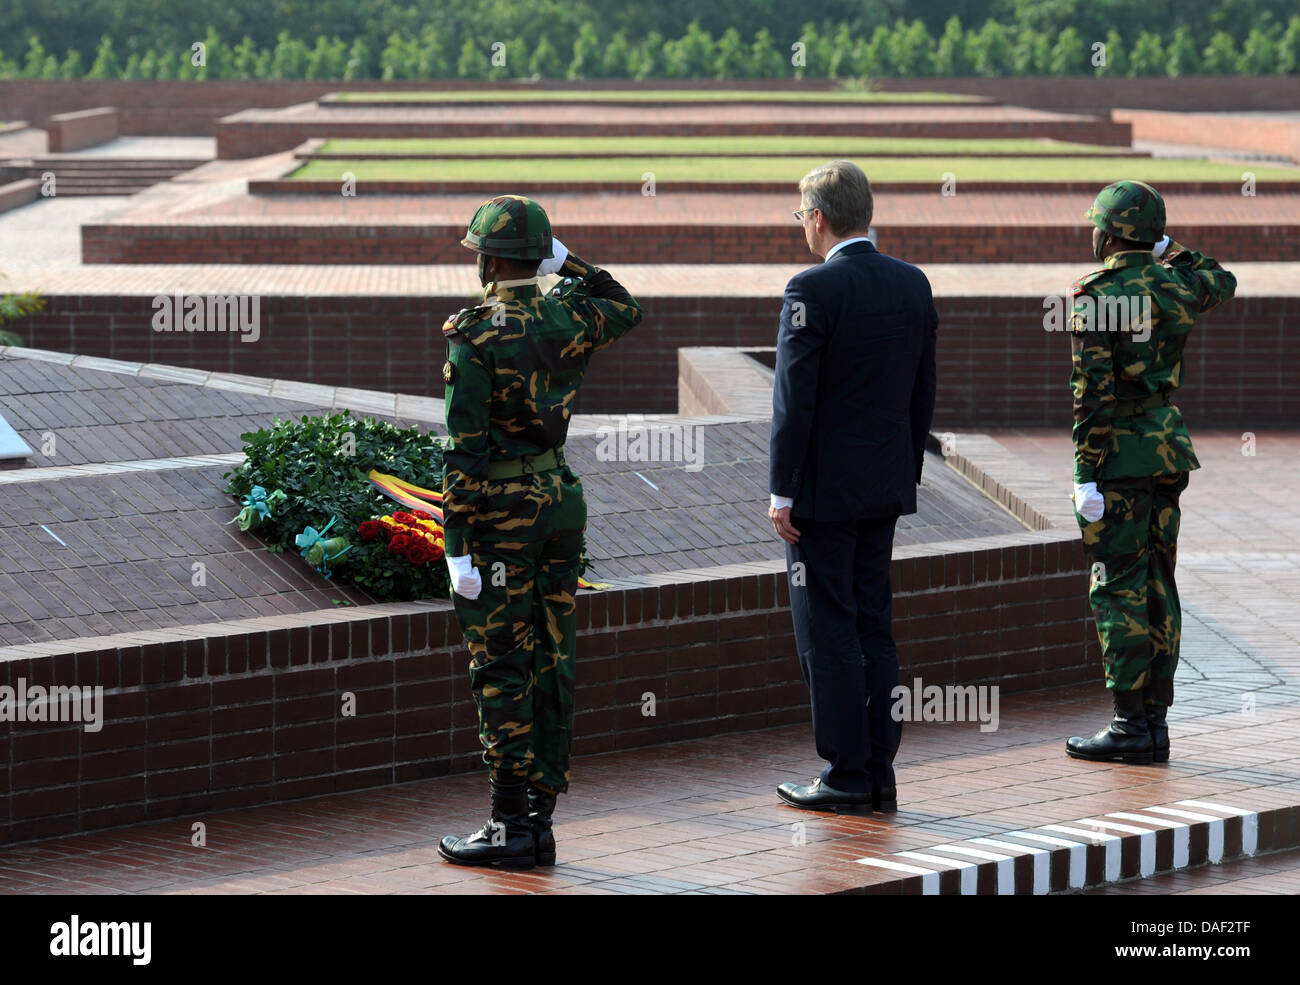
[{"x1": 770, "y1": 494, "x2": 794, "y2": 510}]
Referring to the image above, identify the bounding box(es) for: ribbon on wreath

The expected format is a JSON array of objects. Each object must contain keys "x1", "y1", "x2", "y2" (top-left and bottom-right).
[
  {"x1": 295, "y1": 517, "x2": 353, "y2": 578},
  {"x1": 230, "y1": 486, "x2": 287, "y2": 532},
  {"x1": 365, "y1": 470, "x2": 610, "y2": 590}
]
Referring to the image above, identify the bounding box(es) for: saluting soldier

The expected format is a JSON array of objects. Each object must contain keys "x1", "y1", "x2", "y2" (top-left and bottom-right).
[
  {"x1": 437, "y1": 195, "x2": 642, "y2": 869},
  {"x1": 1065, "y1": 180, "x2": 1235, "y2": 764}
]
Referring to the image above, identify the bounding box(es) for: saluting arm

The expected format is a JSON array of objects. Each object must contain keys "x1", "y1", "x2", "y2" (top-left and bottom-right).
[{"x1": 1160, "y1": 237, "x2": 1237, "y2": 312}]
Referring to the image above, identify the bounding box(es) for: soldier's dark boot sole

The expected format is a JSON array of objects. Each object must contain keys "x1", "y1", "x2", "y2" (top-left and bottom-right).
[
  {"x1": 1152, "y1": 744, "x2": 1170, "y2": 764},
  {"x1": 437, "y1": 839, "x2": 536, "y2": 870},
  {"x1": 1065, "y1": 746, "x2": 1155, "y2": 764}
]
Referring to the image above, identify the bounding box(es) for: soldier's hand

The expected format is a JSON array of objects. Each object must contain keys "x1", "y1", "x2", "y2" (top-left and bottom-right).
[
  {"x1": 1072, "y1": 482, "x2": 1105, "y2": 523},
  {"x1": 447, "y1": 553, "x2": 483, "y2": 600},
  {"x1": 537, "y1": 237, "x2": 569, "y2": 277},
  {"x1": 1152, "y1": 235, "x2": 1171, "y2": 261}
]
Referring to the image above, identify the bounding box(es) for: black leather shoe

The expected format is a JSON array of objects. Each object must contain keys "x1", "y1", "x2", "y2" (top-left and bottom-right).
[
  {"x1": 777, "y1": 778, "x2": 872, "y2": 814},
  {"x1": 438, "y1": 776, "x2": 536, "y2": 869},
  {"x1": 1066, "y1": 689, "x2": 1154, "y2": 764},
  {"x1": 527, "y1": 783, "x2": 558, "y2": 867},
  {"x1": 872, "y1": 784, "x2": 898, "y2": 813}
]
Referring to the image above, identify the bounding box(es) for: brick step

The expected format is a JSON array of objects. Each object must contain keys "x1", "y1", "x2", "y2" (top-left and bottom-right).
[
  {"x1": 80, "y1": 220, "x2": 1300, "y2": 264},
  {"x1": 850, "y1": 798, "x2": 1281, "y2": 895}
]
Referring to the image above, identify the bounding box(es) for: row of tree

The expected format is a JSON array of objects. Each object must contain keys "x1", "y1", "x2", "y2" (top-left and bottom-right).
[{"x1": 4, "y1": 18, "x2": 1300, "y2": 80}]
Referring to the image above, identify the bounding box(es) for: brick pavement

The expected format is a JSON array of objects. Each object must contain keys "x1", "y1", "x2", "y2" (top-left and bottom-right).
[{"x1": 0, "y1": 350, "x2": 1020, "y2": 646}]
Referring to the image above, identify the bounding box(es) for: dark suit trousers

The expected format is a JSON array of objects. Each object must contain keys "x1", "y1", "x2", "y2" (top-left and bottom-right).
[{"x1": 786, "y1": 514, "x2": 902, "y2": 794}]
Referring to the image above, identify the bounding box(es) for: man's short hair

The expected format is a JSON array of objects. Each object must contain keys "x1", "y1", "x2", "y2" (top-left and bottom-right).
[{"x1": 799, "y1": 160, "x2": 873, "y2": 236}]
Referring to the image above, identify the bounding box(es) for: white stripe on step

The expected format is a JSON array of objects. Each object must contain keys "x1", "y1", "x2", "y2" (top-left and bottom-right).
[
  {"x1": 1042, "y1": 825, "x2": 1121, "y2": 882},
  {"x1": 1079, "y1": 818, "x2": 1156, "y2": 877},
  {"x1": 1003, "y1": 831, "x2": 1087, "y2": 889},
  {"x1": 972, "y1": 838, "x2": 1051, "y2": 895},
  {"x1": 1106, "y1": 812, "x2": 1190, "y2": 869},
  {"x1": 895, "y1": 852, "x2": 979, "y2": 894},
  {"x1": 1176, "y1": 800, "x2": 1258, "y2": 856},
  {"x1": 1143, "y1": 807, "x2": 1224, "y2": 862},
  {"x1": 924, "y1": 844, "x2": 1016, "y2": 895}
]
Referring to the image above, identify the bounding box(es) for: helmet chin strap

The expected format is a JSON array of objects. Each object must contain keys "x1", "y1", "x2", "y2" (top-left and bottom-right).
[
  {"x1": 1092, "y1": 228, "x2": 1109, "y2": 262},
  {"x1": 477, "y1": 252, "x2": 496, "y2": 293}
]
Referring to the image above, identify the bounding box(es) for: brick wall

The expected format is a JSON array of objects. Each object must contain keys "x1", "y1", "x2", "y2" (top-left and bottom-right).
[
  {"x1": 79, "y1": 222, "x2": 1298, "y2": 265},
  {"x1": 0, "y1": 538, "x2": 1094, "y2": 844},
  {"x1": 14, "y1": 294, "x2": 1295, "y2": 427},
  {"x1": 45, "y1": 106, "x2": 119, "y2": 152},
  {"x1": 215, "y1": 119, "x2": 1133, "y2": 159},
  {"x1": 3, "y1": 78, "x2": 1298, "y2": 138}
]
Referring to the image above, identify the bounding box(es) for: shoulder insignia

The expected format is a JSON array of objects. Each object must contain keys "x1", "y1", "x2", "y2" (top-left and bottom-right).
[
  {"x1": 442, "y1": 360, "x2": 455, "y2": 384},
  {"x1": 1070, "y1": 268, "x2": 1109, "y2": 297},
  {"x1": 442, "y1": 304, "x2": 493, "y2": 340},
  {"x1": 549, "y1": 276, "x2": 584, "y2": 300}
]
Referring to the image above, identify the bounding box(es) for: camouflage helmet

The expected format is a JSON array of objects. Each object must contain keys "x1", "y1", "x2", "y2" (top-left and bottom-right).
[
  {"x1": 460, "y1": 194, "x2": 554, "y2": 259},
  {"x1": 1086, "y1": 180, "x2": 1165, "y2": 244}
]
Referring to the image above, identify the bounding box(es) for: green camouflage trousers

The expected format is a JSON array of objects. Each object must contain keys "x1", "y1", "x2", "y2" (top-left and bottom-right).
[
  {"x1": 1076, "y1": 471, "x2": 1189, "y2": 700},
  {"x1": 451, "y1": 468, "x2": 586, "y2": 795}
]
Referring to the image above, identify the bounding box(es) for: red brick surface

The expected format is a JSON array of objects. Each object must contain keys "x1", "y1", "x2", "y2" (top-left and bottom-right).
[
  {"x1": 16, "y1": 294, "x2": 1295, "y2": 426},
  {"x1": 81, "y1": 188, "x2": 1300, "y2": 264},
  {"x1": 3, "y1": 78, "x2": 1299, "y2": 139},
  {"x1": 44, "y1": 106, "x2": 119, "y2": 153},
  {"x1": 0, "y1": 536, "x2": 1094, "y2": 846}
]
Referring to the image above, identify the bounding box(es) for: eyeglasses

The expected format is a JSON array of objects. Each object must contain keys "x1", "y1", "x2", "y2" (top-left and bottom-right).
[{"x1": 792, "y1": 207, "x2": 819, "y2": 222}]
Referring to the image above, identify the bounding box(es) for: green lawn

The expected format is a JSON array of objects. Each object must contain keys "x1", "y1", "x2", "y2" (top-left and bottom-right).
[
  {"x1": 314, "y1": 135, "x2": 1122, "y2": 157},
  {"x1": 290, "y1": 155, "x2": 1300, "y2": 184},
  {"x1": 331, "y1": 88, "x2": 977, "y2": 103}
]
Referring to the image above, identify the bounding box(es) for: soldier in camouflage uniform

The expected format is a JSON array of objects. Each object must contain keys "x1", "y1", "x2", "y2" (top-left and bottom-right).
[
  {"x1": 436, "y1": 195, "x2": 642, "y2": 869},
  {"x1": 1065, "y1": 180, "x2": 1235, "y2": 764}
]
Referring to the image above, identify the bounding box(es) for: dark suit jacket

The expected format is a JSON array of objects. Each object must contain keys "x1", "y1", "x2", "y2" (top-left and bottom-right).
[{"x1": 769, "y1": 240, "x2": 938, "y2": 521}]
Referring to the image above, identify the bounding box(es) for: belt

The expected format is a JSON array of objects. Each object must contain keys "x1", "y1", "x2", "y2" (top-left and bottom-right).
[
  {"x1": 487, "y1": 446, "x2": 566, "y2": 480},
  {"x1": 1112, "y1": 391, "x2": 1171, "y2": 418}
]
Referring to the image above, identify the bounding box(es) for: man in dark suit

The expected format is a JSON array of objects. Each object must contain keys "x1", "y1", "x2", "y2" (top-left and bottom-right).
[{"x1": 770, "y1": 160, "x2": 937, "y2": 814}]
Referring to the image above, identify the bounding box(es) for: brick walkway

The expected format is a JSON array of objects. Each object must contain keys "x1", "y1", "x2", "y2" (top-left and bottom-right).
[
  {"x1": 0, "y1": 428, "x2": 1296, "y2": 893},
  {"x1": 1083, "y1": 846, "x2": 1300, "y2": 894}
]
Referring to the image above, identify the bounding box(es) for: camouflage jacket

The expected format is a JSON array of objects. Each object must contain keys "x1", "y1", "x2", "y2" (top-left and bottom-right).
[
  {"x1": 441, "y1": 253, "x2": 643, "y2": 556},
  {"x1": 1069, "y1": 242, "x2": 1236, "y2": 483}
]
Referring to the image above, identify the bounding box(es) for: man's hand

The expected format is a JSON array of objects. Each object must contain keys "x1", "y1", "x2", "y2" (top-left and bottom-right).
[
  {"x1": 1072, "y1": 482, "x2": 1105, "y2": 523},
  {"x1": 1152, "y1": 235, "x2": 1171, "y2": 261},
  {"x1": 769, "y1": 505, "x2": 800, "y2": 544},
  {"x1": 446, "y1": 553, "x2": 482, "y2": 600},
  {"x1": 537, "y1": 236, "x2": 569, "y2": 277}
]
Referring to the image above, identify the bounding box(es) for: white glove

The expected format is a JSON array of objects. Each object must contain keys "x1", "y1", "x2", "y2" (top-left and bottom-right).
[
  {"x1": 446, "y1": 553, "x2": 482, "y2": 600},
  {"x1": 537, "y1": 237, "x2": 569, "y2": 277},
  {"x1": 1152, "y1": 235, "x2": 1171, "y2": 261},
  {"x1": 1072, "y1": 482, "x2": 1105, "y2": 523}
]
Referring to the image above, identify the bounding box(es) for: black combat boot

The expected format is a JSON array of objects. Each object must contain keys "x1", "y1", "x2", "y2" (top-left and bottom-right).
[
  {"x1": 438, "y1": 776, "x2": 536, "y2": 869},
  {"x1": 527, "y1": 784, "x2": 558, "y2": 866},
  {"x1": 1065, "y1": 689, "x2": 1154, "y2": 764},
  {"x1": 1144, "y1": 681, "x2": 1172, "y2": 763}
]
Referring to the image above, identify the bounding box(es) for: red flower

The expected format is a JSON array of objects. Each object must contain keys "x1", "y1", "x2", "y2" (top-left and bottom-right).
[
  {"x1": 428, "y1": 541, "x2": 445, "y2": 562},
  {"x1": 389, "y1": 533, "x2": 413, "y2": 555},
  {"x1": 407, "y1": 543, "x2": 430, "y2": 565},
  {"x1": 393, "y1": 511, "x2": 416, "y2": 525},
  {"x1": 358, "y1": 520, "x2": 383, "y2": 542},
  {"x1": 411, "y1": 510, "x2": 433, "y2": 521}
]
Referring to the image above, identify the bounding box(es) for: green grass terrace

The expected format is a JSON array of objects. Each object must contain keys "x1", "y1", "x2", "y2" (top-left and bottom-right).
[
  {"x1": 323, "y1": 88, "x2": 985, "y2": 104},
  {"x1": 283, "y1": 155, "x2": 1300, "y2": 186},
  {"x1": 303, "y1": 136, "x2": 1138, "y2": 159}
]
